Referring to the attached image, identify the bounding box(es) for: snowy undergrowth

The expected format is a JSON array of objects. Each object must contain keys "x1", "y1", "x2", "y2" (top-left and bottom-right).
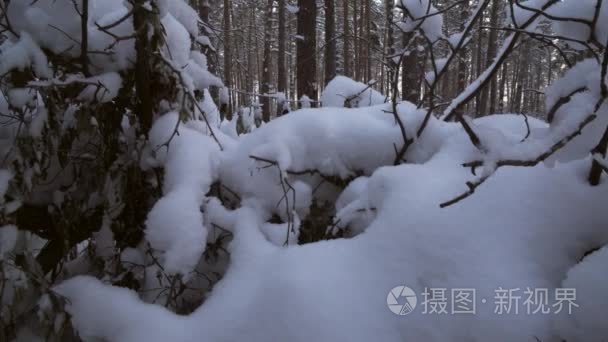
[
  {"x1": 55, "y1": 103, "x2": 608, "y2": 341},
  {"x1": 321, "y1": 76, "x2": 387, "y2": 108},
  {"x1": 140, "y1": 112, "x2": 221, "y2": 276}
]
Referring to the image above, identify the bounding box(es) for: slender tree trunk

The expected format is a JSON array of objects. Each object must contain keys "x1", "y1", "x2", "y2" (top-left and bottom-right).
[
  {"x1": 454, "y1": 1, "x2": 469, "y2": 117},
  {"x1": 402, "y1": 34, "x2": 420, "y2": 103},
  {"x1": 133, "y1": 0, "x2": 153, "y2": 134},
  {"x1": 80, "y1": 0, "x2": 90, "y2": 76},
  {"x1": 475, "y1": 20, "x2": 485, "y2": 116},
  {"x1": 223, "y1": 0, "x2": 233, "y2": 119},
  {"x1": 384, "y1": 0, "x2": 394, "y2": 95},
  {"x1": 498, "y1": 63, "x2": 507, "y2": 112},
  {"x1": 358, "y1": 1, "x2": 365, "y2": 81},
  {"x1": 253, "y1": 5, "x2": 262, "y2": 90},
  {"x1": 277, "y1": 0, "x2": 287, "y2": 114},
  {"x1": 484, "y1": 0, "x2": 501, "y2": 115},
  {"x1": 324, "y1": 0, "x2": 337, "y2": 85},
  {"x1": 514, "y1": 47, "x2": 529, "y2": 113},
  {"x1": 261, "y1": 0, "x2": 273, "y2": 122},
  {"x1": 343, "y1": 0, "x2": 351, "y2": 77},
  {"x1": 198, "y1": 0, "x2": 219, "y2": 101},
  {"x1": 365, "y1": 0, "x2": 371, "y2": 82},
  {"x1": 297, "y1": 0, "x2": 318, "y2": 105},
  {"x1": 353, "y1": 0, "x2": 359, "y2": 81}
]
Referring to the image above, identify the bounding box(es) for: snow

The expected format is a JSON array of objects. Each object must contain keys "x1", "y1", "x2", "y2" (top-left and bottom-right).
[
  {"x1": 541, "y1": 59, "x2": 608, "y2": 164},
  {"x1": 142, "y1": 112, "x2": 221, "y2": 276},
  {"x1": 54, "y1": 276, "x2": 188, "y2": 342},
  {"x1": 77, "y1": 72, "x2": 123, "y2": 103},
  {"x1": 94, "y1": 216, "x2": 115, "y2": 259},
  {"x1": 0, "y1": 32, "x2": 51, "y2": 78},
  {"x1": 6, "y1": 0, "x2": 608, "y2": 340},
  {"x1": 165, "y1": 0, "x2": 201, "y2": 37},
  {"x1": 218, "y1": 102, "x2": 444, "y2": 222},
  {"x1": 546, "y1": 0, "x2": 608, "y2": 48},
  {"x1": 29, "y1": 92, "x2": 48, "y2": 137},
  {"x1": 321, "y1": 76, "x2": 386, "y2": 108},
  {"x1": 7, "y1": 88, "x2": 35, "y2": 108},
  {"x1": 509, "y1": 0, "x2": 553, "y2": 28},
  {"x1": 299, "y1": 95, "x2": 311, "y2": 108},
  {"x1": 54, "y1": 94, "x2": 608, "y2": 340},
  {"x1": 545, "y1": 59, "x2": 600, "y2": 113},
  {"x1": 219, "y1": 87, "x2": 229, "y2": 105},
  {"x1": 260, "y1": 215, "x2": 300, "y2": 246},
  {"x1": 238, "y1": 104, "x2": 261, "y2": 133},
  {"x1": 398, "y1": 0, "x2": 444, "y2": 42},
  {"x1": 56, "y1": 123, "x2": 608, "y2": 340},
  {"x1": 554, "y1": 246, "x2": 608, "y2": 342},
  {"x1": 286, "y1": 4, "x2": 299, "y2": 14},
  {"x1": 186, "y1": 51, "x2": 224, "y2": 90},
  {"x1": 0, "y1": 169, "x2": 12, "y2": 201},
  {"x1": 197, "y1": 89, "x2": 222, "y2": 129},
  {"x1": 0, "y1": 225, "x2": 18, "y2": 258},
  {"x1": 8, "y1": 0, "x2": 135, "y2": 72},
  {"x1": 162, "y1": 13, "x2": 193, "y2": 68}
]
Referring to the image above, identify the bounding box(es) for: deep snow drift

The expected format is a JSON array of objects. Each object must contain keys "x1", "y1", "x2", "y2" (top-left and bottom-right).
[{"x1": 55, "y1": 103, "x2": 608, "y2": 342}]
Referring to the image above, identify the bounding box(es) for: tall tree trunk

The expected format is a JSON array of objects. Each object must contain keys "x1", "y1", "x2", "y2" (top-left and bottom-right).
[
  {"x1": 365, "y1": 0, "x2": 371, "y2": 82},
  {"x1": 498, "y1": 62, "x2": 507, "y2": 112},
  {"x1": 384, "y1": 0, "x2": 394, "y2": 95},
  {"x1": 510, "y1": 50, "x2": 521, "y2": 112},
  {"x1": 402, "y1": 34, "x2": 420, "y2": 103},
  {"x1": 223, "y1": 0, "x2": 233, "y2": 119},
  {"x1": 277, "y1": 0, "x2": 287, "y2": 114},
  {"x1": 514, "y1": 47, "x2": 529, "y2": 113},
  {"x1": 297, "y1": 0, "x2": 318, "y2": 105},
  {"x1": 324, "y1": 0, "x2": 337, "y2": 85},
  {"x1": 475, "y1": 20, "x2": 485, "y2": 116},
  {"x1": 357, "y1": 0, "x2": 365, "y2": 81},
  {"x1": 261, "y1": 0, "x2": 273, "y2": 122},
  {"x1": 454, "y1": 0, "x2": 469, "y2": 118},
  {"x1": 133, "y1": 0, "x2": 153, "y2": 134},
  {"x1": 343, "y1": 0, "x2": 351, "y2": 77},
  {"x1": 198, "y1": 0, "x2": 219, "y2": 101},
  {"x1": 483, "y1": 0, "x2": 501, "y2": 115},
  {"x1": 353, "y1": 0, "x2": 359, "y2": 81}
]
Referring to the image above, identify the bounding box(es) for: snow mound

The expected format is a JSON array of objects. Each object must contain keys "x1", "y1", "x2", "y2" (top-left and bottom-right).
[
  {"x1": 321, "y1": 76, "x2": 387, "y2": 108},
  {"x1": 553, "y1": 246, "x2": 608, "y2": 342},
  {"x1": 142, "y1": 112, "x2": 221, "y2": 276},
  {"x1": 56, "y1": 108, "x2": 608, "y2": 341}
]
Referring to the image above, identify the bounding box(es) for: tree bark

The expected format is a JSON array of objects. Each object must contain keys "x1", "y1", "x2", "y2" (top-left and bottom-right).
[
  {"x1": 384, "y1": 0, "x2": 394, "y2": 95},
  {"x1": 342, "y1": 0, "x2": 351, "y2": 77},
  {"x1": 277, "y1": 0, "x2": 288, "y2": 114},
  {"x1": 297, "y1": 0, "x2": 318, "y2": 105},
  {"x1": 483, "y1": 0, "x2": 501, "y2": 115},
  {"x1": 133, "y1": 0, "x2": 153, "y2": 134},
  {"x1": 401, "y1": 34, "x2": 420, "y2": 103},
  {"x1": 454, "y1": 0, "x2": 469, "y2": 117},
  {"x1": 261, "y1": 0, "x2": 273, "y2": 122},
  {"x1": 324, "y1": 0, "x2": 337, "y2": 86},
  {"x1": 223, "y1": 0, "x2": 233, "y2": 119},
  {"x1": 353, "y1": 0, "x2": 359, "y2": 81},
  {"x1": 364, "y1": 0, "x2": 371, "y2": 82},
  {"x1": 474, "y1": 20, "x2": 485, "y2": 116}
]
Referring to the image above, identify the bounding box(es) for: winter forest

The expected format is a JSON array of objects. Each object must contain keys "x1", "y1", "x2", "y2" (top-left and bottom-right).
[{"x1": 1, "y1": 0, "x2": 608, "y2": 340}]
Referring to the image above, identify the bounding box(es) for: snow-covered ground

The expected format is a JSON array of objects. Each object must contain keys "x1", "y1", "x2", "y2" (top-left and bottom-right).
[
  {"x1": 55, "y1": 103, "x2": 608, "y2": 341},
  {"x1": 1, "y1": 0, "x2": 607, "y2": 341}
]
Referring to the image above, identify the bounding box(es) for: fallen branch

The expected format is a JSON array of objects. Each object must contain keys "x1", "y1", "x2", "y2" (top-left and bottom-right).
[
  {"x1": 441, "y1": 114, "x2": 597, "y2": 208},
  {"x1": 249, "y1": 154, "x2": 359, "y2": 188}
]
